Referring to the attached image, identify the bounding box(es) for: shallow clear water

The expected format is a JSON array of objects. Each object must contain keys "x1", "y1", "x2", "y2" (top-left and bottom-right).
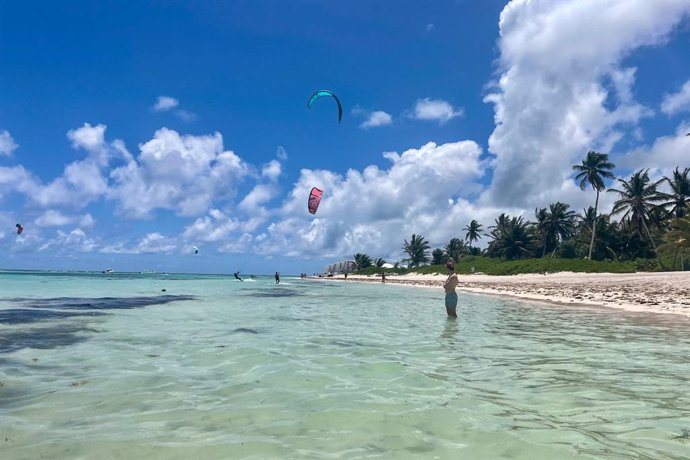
[{"x1": 1, "y1": 272, "x2": 689, "y2": 459}]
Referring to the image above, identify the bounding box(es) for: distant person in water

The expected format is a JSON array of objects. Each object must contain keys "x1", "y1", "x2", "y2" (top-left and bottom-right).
[
  {"x1": 275, "y1": 272, "x2": 280, "y2": 284},
  {"x1": 443, "y1": 259, "x2": 458, "y2": 318},
  {"x1": 233, "y1": 271, "x2": 243, "y2": 281}
]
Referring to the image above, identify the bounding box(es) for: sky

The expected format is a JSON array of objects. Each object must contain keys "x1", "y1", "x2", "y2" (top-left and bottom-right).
[{"x1": 1, "y1": 0, "x2": 690, "y2": 275}]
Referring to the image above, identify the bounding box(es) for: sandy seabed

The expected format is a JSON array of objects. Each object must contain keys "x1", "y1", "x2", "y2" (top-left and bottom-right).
[{"x1": 311, "y1": 271, "x2": 690, "y2": 317}]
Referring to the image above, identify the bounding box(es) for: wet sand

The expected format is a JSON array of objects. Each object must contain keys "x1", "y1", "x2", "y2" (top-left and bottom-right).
[{"x1": 312, "y1": 271, "x2": 690, "y2": 317}]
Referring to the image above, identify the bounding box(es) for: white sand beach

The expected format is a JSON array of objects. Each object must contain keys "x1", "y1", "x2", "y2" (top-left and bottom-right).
[{"x1": 314, "y1": 271, "x2": 690, "y2": 317}]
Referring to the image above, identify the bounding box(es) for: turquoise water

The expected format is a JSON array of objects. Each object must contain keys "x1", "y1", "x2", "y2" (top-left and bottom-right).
[{"x1": 1, "y1": 272, "x2": 689, "y2": 459}]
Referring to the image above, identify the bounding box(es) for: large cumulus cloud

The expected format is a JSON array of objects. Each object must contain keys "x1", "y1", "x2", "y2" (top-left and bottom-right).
[{"x1": 483, "y1": 0, "x2": 690, "y2": 210}]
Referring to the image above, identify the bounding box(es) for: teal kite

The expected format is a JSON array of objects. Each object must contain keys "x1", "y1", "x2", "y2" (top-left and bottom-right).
[{"x1": 307, "y1": 90, "x2": 343, "y2": 123}]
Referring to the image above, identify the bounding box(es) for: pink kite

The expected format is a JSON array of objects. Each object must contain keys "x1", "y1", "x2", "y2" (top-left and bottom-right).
[{"x1": 308, "y1": 187, "x2": 323, "y2": 214}]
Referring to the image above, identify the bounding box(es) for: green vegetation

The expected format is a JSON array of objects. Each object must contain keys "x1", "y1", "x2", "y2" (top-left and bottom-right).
[{"x1": 356, "y1": 256, "x2": 641, "y2": 276}]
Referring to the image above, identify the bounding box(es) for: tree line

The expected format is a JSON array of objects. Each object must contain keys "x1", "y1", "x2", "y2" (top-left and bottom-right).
[{"x1": 353, "y1": 152, "x2": 690, "y2": 271}]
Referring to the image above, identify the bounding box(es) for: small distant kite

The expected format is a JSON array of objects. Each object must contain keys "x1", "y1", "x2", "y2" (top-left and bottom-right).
[
  {"x1": 308, "y1": 187, "x2": 323, "y2": 215},
  {"x1": 16, "y1": 223, "x2": 24, "y2": 235},
  {"x1": 686, "y1": 132, "x2": 690, "y2": 136},
  {"x1": 193, "y1": 246, "x2": 199, "y2": 255},
  {"x1": 307, "y1": 90, "x2": 343, "y2": 123}
]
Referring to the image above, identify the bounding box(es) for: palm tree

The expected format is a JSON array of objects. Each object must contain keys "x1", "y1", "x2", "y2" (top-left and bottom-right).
[
  {"x1": 374, "y1": 258, "x2": 386, "y2": 268},
  {"x1": 544, "y1": 202, "x2": 576, "y2": 256},
  {"x1": 402, "y1": 234, "x2": 431, "y2": 268},
  {"x1": 486, "y1": 215, "x2": 535, "y2": 260},
  {"x1": 533, "y1": 207, "x2": 551, "y2": 257},
  {"x1": 577, "y1": 207, "x2": 616, "y2": 260},
  {"x1": 463, "y1": 220, "x2": 483, "y2": 253},
  {"x1": 608, "y1": 169, "x2": 666, "y2": 268},
  {"x1": 577, "y1": 207, "x2": 597, "y2": 233},
  {"x1": 572, "y1": 151, "x2": 616, "y2": 259},
  {"x1": 444, "y1": 238, "x2": 465, "y2": 262},
  {"x1": 484, "y1": 212, "x2": 510, "y2": 239},
  {"x1": 431, "y1": 248, "x2": 445, "y2": 265},
  {"x1": 353, "y1": 253, "x2": 373, "y2": 270},
  {"x1": 660, "y1": 217, "x2": 690, "y2": 270},
  {"x1": 660, "y1": 167, "x2": 690, "y2": 218}
]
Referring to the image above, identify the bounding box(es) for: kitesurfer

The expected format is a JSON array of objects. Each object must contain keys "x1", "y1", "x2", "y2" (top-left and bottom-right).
[{"x1": 233, "y1": 271, "x2": 243, "y2": 281}]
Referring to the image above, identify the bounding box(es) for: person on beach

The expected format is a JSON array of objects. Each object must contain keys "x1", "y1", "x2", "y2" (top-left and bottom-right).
[
  {"x1": 443, "y1": 259, "x2": 458, "y2": 317},
  {"x1": 381, "y1": 272, "x2": 386, "y2": 284},
  {"x1": 275, "y1": 272, "x2": 280, "y2": 284}
]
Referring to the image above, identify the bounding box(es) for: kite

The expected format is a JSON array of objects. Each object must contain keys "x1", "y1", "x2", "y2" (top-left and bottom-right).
[
  {"x1": 307, "y1": 90, "x2": 343, "y2": 123},
  {"x1": 193, "y1": 246, "x2": 199, "y2": 255},
  {"x1": 308, "y1": 187, "x2": 323, "y2": 215},
  {"x1": 16, "y1": 223, "x2": 23, "y2": 235}
]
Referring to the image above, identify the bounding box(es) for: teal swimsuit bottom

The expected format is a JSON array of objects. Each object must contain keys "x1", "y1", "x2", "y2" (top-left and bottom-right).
[{"x1": 445, "y1": 291, "x2": 458, "y2": 309}]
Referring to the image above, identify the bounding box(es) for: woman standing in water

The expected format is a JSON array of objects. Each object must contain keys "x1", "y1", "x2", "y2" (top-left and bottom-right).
[
  {"x1": 443, "y1": 259, "x2": 458, "y2": 318},
  {"x1": 275, "y1": 272, "x2": 280, "y2": 284}
]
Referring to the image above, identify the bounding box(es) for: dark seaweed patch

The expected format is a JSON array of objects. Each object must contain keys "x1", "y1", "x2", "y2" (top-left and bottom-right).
[
  {"x1": 232, "y1": 328, "x2": 259, "y2": 334},
  {"x1": 1, "y1": 295, "x2": 196, "y2": 310},
  {"x1": 0, "y1": 324, "x2": 96, "y2": 353},
  {"x1": 0, "y1": 309, "x2": 105, "y2": 325},
  {"x1": 0, "y1": 295, "x2": 196, "y2": 353},
  {"x1": 243, "y1": 288, "x2": 302, "y2": 298}
]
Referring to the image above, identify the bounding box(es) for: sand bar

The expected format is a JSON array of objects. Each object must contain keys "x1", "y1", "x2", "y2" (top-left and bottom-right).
[{"x1": 311, "y1": 271, "x2": 690, "y2": 317}]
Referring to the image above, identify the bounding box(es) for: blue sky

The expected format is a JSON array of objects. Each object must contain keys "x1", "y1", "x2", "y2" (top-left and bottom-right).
[{"x1": 1, "y1": 0, "x2": 690, "y2": 274}]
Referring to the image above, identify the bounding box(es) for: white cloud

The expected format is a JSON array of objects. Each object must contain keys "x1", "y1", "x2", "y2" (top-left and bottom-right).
[
  {"x1": 35, "y1": 210, "x2": 73, "y2": 227},
  {"x1": 239, "y1": 184, "x2": 276, "y2": 211},
  {"x1": 359, "y1": 111, "x2": 393, "y2": 129},
  {"x1": 661, "y1": 80, "x2": 690, "y2": 116},
  {"x1": 34, "y1": 211, "x2": 96, "y2": 229},
  {"x1": 67, "y1": 123, "x2": 110, "y2": 167},
  {"x1": 482, "y1": 0, "x2": 690, "y2": 209},
  {"x1": 219, "y1": 232, "x2": 253, "y2": 253},
  {"x1": 80, "y1": 213, "x2": 95, "y2": 228},
  {"x1": 67, "y1": 123, "x2": 105, "y2": 152},
  {"x1": 0, "y1": 130, "x2": 18, "y2": 156},
  {"x1": 276, "y1": 146, "x2": 288, "y2": 161},
  {"x1": 616, "y1": 125, "x2": 690, "y2": 177},
  {"x1": 153, "y1": 96, "x2": 179, "y2": 112},
  {"x1": 175, "y1": 109, "x2": 198, "y2": 122},
  {"x1": 262, "y1": 160, "x2": 282, "y2": 180},
  {"x1": 181, "y1": 210, "x2": 239, "y2": 243},
  {"x1": 411, "y1": 98, "x2": 463, "y2": 123},
  {"x1": 135, "y1": 232, "x2": 177, "y2": 254},
  {"x1": 31, "y1": 160, "x2": 109, "y2": 209},
  {"x1": 109, "y1": 128, "x2": 250, "y2": 218},
  {"x1": 252, "y1": 140, "x2": 490, "y2": 259},
  {"x1": 39, "y1": 228, "x2": 97, "y2": 253},
  {"x1": 0, "y1": 165, "x2": 39, "y2": 201}
]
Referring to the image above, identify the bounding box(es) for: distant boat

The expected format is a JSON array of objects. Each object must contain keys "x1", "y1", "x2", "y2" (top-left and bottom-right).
[{"x1": 102, "y1": 268, "x2": 114, "y2": 274}]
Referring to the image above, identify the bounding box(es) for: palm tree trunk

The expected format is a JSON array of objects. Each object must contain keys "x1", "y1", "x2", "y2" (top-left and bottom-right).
[
  {"x1": 641, "y1": 218, "x2": 665, "y2": 270},
  {"x1": 542, "y1": 234, "x2": 547, "y2": 257},
  {"x1": 588, "y1": 190, "x2": 599, "y2": 259}
]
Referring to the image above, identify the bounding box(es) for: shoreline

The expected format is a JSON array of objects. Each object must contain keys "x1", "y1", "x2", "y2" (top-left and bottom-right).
[{"x1": 309, "y1": 271, "x2": 690, "y2": 318}]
